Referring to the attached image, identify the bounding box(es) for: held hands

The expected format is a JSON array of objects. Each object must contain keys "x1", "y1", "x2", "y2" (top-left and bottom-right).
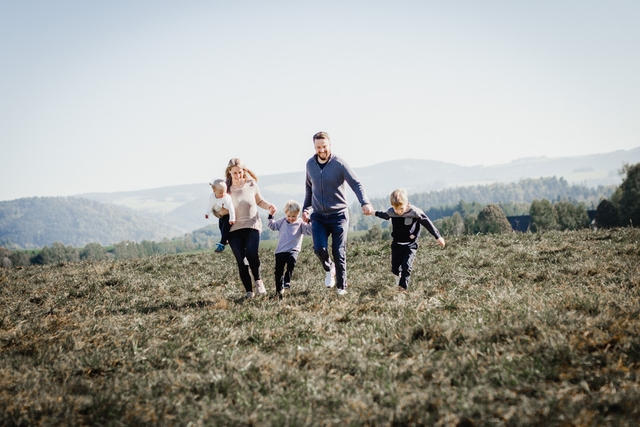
[
  {"x1": 362, "y1": 203, "x2": 374, "y2": 216},
  {"x1": 302, "y1": 211, "x2": 310, "y2": 223},
  {"x1": 437, "y1": 237, "x2": 446, "y2": 248},
  {"x1": 269, "y1": 205, "x2": 277, "y2": 215}
]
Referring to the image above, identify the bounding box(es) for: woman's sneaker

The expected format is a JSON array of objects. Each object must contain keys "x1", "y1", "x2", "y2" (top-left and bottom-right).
[{"x1": 255, "y1": 280, "x2": 266, "y2": 295}]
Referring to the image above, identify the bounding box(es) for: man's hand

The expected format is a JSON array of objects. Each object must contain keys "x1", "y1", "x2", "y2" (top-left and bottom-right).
[
  {"x1": 361, "y1": 203, "x2": 374, "y2": 216},
  {"x1": 302, "y1": 211, "x2": 310, "y2": 223}
]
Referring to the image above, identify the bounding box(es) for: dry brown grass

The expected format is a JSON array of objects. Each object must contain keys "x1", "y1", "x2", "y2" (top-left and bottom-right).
[{"x1": 1, "y1": 228, "x2": 639, "y2": 426}]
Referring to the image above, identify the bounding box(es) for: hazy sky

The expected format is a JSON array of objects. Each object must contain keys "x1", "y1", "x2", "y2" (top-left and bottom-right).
[{"x1": 1, "y1": 0, "x2": 639, "y2": 201}]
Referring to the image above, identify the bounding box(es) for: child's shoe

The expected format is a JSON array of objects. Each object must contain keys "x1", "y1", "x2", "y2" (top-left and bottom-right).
[
  {"x1": 245, "y1": 291, "x2": 254, "y2": 299},
  {"x1": 215, "y1": 243, "x2": 225, "y2": 252},
  {"x1": 255, "y1": 280, "x2": 266, "y2": 295},
  {"x1": 283, "y1": 282, "x2": 291, "y2": 290}
]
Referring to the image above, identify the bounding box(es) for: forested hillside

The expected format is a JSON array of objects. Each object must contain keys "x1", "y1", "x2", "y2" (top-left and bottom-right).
[
  {"x1": 368, "y1": 177, "x2": 613, "y2": 214},
  {"x1": 0, "y1": 197, "x2": 184, "y2": 249}
]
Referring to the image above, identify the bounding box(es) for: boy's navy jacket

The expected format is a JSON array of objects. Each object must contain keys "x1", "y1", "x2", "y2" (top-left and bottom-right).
[{"x1": 375, "y1": 205, "x2": 441, "y2": 244}]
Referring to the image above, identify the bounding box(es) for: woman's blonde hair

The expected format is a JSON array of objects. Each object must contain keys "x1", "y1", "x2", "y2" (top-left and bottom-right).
[
  {"x1": 390, "y1": 188, "x2": 409, "y2": 207},
  {"x1": 225, "y1": 158, "x2": 259, "y2": 189},
  {"x1": 284, "y1": 200, "x2": 301, "y2": 215}
]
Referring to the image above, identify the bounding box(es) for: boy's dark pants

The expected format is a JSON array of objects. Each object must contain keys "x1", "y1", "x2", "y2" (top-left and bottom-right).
[
  {"x1": 218, "y1": 214, "x2": 230, "y2": 245},
  {"x1": 391, "y1": 242, "x2": 418, "y2": 290},
  {"x1": 274, "y1": 251, "x2": 299, "y2": 292}
]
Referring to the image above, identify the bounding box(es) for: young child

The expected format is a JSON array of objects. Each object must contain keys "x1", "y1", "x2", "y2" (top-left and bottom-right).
[
  {"x1": 205, "y1": 179, "x2": 236, "y2": 252},
  {"x1": 374, "y1": 188, "x2": 445, "y2": 292},
  {"x1": 267, "y1": 200, "x2": 312, "y2": 299}
]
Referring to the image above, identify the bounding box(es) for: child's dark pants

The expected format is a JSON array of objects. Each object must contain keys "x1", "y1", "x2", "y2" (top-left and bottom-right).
[
  {"x1": 274, "y1": 251, "x2": 298, "y2": 293},
  {"x1": 391, "y1": 242, "x2": 418, "y2": 290}
]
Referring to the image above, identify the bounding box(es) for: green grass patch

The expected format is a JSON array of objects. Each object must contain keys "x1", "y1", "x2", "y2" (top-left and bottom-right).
[{"x1": 1, "y1": 229, "x2": 640, "y2": 425}]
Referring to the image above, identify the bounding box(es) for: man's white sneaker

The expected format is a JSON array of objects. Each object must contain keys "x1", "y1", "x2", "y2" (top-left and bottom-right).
[
  {"x1": 255, "y1": 280, "x2": 266, "y2": 295},
  {"x1": 394, "y1": 274, "x2": 400, "y2": 286},
  {"x1": 336, "y1": 288, "x2": 347, "y2": 296},
  {"x1": 325, "y1": 267, "x2": 335, "y2": 288}
]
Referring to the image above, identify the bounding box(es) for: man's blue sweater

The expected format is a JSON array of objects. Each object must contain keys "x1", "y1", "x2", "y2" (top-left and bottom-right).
[{"x1": 303, "y1": 154, "x2": 370, "y2": 216}]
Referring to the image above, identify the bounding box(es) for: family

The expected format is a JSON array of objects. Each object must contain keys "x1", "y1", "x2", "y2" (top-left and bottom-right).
[{"x1": 205, "y1": 131, "x2": 446, "y2": 300}]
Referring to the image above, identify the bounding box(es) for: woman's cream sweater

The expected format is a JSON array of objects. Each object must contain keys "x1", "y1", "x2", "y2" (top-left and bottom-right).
[{"x1": 229, "y1": 180, "x2": 271, "y2": 233}]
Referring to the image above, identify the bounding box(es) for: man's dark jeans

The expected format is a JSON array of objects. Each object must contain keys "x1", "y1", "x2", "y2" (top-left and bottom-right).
[{"x1": 311, "y1": 211, "x2": 348, "y2": 289}]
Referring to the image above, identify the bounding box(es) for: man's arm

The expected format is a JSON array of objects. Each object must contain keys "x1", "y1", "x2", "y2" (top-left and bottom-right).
[{"x1": 340, "y1": 159, "x2": 373, "y2": 215}]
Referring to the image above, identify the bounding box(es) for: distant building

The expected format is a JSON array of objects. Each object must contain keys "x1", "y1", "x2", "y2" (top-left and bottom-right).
[{"x1": 507, "y1": 215, "x2": 531, "y2": 232}]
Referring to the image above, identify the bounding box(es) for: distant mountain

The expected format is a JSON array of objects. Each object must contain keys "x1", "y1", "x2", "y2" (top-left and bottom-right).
[
  {"x1": 78, "y1": 147, "x2": 639, "y2": 232},
  {"x1": 0, "y1": 197, "x2": 184, "y2": 249}
]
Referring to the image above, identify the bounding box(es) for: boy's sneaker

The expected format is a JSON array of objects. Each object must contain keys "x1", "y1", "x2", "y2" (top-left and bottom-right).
[
  {"x1": 394, "y1": 275, "x2": 400, "y2": 286},
  {"x1": 255, "y1": 280, "x2": 266, "y2": 295},
  {"x1": 283, "y1": 282, "x2": 291, "y2": 290},
  {"x1": 215, "y1": 243, "x2": 225, "y2": 252},
  {"x1": 325, "y1": 266, "x2": 335, "y2": 288},
  {"x1": 245, "y1": 291, "x2": 254, "y2": 299},
  {"x1": 336, "y1": 288, "x2": 347, "y2": 296}
]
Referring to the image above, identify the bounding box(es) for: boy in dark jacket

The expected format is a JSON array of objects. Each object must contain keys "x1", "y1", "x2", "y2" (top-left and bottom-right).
[{"x1": 374, "y1": 188, "x2": 445, "y2": 292}]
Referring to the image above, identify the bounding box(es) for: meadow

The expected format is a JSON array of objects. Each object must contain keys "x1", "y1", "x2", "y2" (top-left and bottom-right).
[{"x1": 1, "y1": 229, "x2": 639, "y2": 426}]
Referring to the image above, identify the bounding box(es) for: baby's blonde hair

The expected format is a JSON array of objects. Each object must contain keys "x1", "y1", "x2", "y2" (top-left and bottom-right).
[
  {"x1": 390, "y1": 188, "x2": 409, "y2": 207},
  {"x1": 211, "y1": 179, "x2": 227, "y2": 192},
  {"x1": 284, "y1": 200, "x2": 301, "y2": 216}
]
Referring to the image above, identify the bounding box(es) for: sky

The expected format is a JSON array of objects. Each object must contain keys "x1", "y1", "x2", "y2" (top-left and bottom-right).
[{"x1": 1, "y1": 0, "x2": 639, "y2": 201}]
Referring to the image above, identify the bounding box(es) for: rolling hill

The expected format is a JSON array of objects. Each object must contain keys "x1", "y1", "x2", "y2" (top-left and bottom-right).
[
  {"x1": 79, "y1": 147, "x2": 639, "y2": 231},
  {"x1": 2, "y1": 148, "x2": 636, "y2": 249},
  {"x1": 0, "y1": 197, "x2": 184, "y2": 249}
]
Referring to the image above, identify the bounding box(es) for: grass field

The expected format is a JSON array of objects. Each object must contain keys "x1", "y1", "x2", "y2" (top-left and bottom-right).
[{"x1": 1, "y1": 229, "x2": 639, "y2": 426}]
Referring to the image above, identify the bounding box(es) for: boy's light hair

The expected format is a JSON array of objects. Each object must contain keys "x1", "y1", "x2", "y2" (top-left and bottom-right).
[
  {"x1": 390, "y1": 188, "x2": 409, "y2": 207},
  {"x1": 211, "y1": 179, "x2": 227, "y2": 192},
  {"x1": 284, "y1": 200, "x2": 301, "y2": 215}
]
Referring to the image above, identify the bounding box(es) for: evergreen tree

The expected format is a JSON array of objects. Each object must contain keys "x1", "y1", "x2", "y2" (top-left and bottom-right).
[
  {"x1": 595, "y1": 199, "x2": 620, "y2": 229},
  {"x1": 464, "y1": 214, "x2": 479, "y2": 235},
  {"x1": 616, "y1": 163, "x2": 640, "y2": 227},
  {"x1": 80, "y1": 242, "x2": 108, "y2": 261},
  {"x1": 530, "y1": 199, "x2": 558, "y2": 232},
  {"x1": 476, "y1": 204, "x2": 512, "y2": 234},
  {"x1": 554, "y1": 201, "x2": 590, "y2": 231}
]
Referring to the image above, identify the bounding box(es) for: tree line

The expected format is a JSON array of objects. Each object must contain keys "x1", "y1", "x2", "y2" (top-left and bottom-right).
[
  {"x1": 352, "y1": 163, "x2": 639, "y2": 242},
  {"x1": 3, "y1": 171, "x2": 637, "y2": 268},
  {"x1": 593, "y1": 163, "x2": 640, "y2": 228}
]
